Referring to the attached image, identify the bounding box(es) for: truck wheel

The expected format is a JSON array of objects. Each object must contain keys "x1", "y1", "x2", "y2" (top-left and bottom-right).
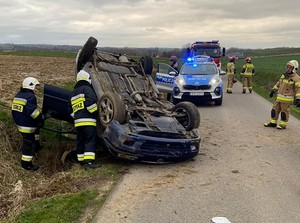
[
  {"x1": 172, "y1": 101, "x2": 200, "y2": 131},
  {"x1": 98, "y1": 92, "x2": 126, "y2": 130},
  {"x1": 139, "y1": 56, "x2": 153, "y2": 75},
  {"x1": 76, "y1": 36, "x2": 98, "y2": 72}
]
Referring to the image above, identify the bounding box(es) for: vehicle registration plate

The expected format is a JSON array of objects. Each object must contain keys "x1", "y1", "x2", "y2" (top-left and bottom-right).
[{"x1": 190, "y1": 92, "x2": 204, "y2": 96}]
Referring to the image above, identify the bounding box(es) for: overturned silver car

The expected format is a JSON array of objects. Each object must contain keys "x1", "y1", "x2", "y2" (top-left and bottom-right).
[{"x1": 43, "y1": 37, "x2": 201, "y2": 163}]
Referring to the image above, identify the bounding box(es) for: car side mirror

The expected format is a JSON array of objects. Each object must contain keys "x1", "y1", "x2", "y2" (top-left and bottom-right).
[
  {"x1": 168, "y1": 71, "x2": 178, "y2": 76},
  {"x1": 219, "y1": 70, "x2": 226, "y2": 76}
]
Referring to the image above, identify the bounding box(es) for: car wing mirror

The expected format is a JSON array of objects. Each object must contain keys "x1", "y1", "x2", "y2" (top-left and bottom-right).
[
  {"x1": 168, "y1": 71, "x2": 178, "y2": 76},
  {"x1": 219, "y1": 70, "x2": 226, "y2": 75}
]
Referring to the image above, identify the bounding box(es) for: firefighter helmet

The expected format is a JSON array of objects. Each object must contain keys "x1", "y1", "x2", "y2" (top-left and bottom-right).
[
  {"x1": 287, "y1": 60, "x2": 299, "y2": 72},
  {"x1": 170, "y1": 55, "x2": 177, "y2": 62},
  {"x1": 230, "y1": 56, "x2": 237, "y2": 62},
  {"x1": 245, "y1": 57, "x2": 251, "y2": 63},
  {"x1": 76, "y1": 70, "x2": 91, "y2": 84},
  {"x1": 22, "y1": 77, "x2": 40, "y2": 90}
]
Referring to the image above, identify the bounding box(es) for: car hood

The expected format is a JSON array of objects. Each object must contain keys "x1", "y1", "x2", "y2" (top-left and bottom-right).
[{"x1": 181, "y1": 74, "x2": 215, "y2": 85}]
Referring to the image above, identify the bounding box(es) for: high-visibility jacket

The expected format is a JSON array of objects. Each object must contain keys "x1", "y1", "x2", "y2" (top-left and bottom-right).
[
  {"x1": 241, "y1": 63, "x2": 255, "y2": 77},
  {"x1": 69, "y1": 80, "x2": 98, "y2": 127},
  {"x1": 11, "y1": 88, "x2": 41, "y2": 133},
  {"x1": 273, "y1": 72, "x2": 300, "y2": 103},
  {"x1": 226, "y1": 62, "x2": 236, "y2": 76}
]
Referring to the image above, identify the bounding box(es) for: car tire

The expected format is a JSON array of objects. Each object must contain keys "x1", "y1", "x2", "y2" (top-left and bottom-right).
[
  {"x1": 76, "y1": 36, "x2": 98, "y2": 72},
  {"x1": 172, "y1": 101, "x2": 200, "y2": 131},
  {"x1": 98, "y1": 92, "x2": 126, "y2": 130},
  {"x1": 139, "y1": 56, "x2": 153, "y2": 75},
  {"x1": 215, "y1": 95, "x2": 223, "y2": 106}
]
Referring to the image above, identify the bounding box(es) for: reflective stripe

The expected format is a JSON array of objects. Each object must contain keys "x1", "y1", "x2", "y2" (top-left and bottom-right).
[
  {"x1": 295, "y1": 82, "x2": 300, "y2": 87},
  {"x1": 273, "y1": 86, "x2": 279, "y2": 90},
  {"x1": 75, "y1": 118, "x2": 96, "y2": 123},
  {"x1": 30, "y1": 109, "x2": 40, "y2": 119},
  {"x1": 35, "y1": 134, "x2": 40, "y2": 140},
  {"x1": 87, "y1": 103, "x2": 97, "y2": 113},
  {"x1": 22, "y1": 155, "x2": 33, "y2": 162},
  {"x1": 279, "y1": 120, "x2": 287, "y2": 126},
  {"x1": 17, "y1": 126, "x2": 37, "y2": 133},
  {"x1": 269, "y1": 119, "x2": 277, "y2": 124},
  {"x1": 13, "y1": 98, "x2": 27, "y2": 105},
  {"x1": 282, "y1": 79, "x2": 294, "y2": 84},
  {"x1": 276, "y1": 94, "x2": 294, "y2": 102},
  {"x1": 296, "y1": 93, "x2": 300, "y2": 97},
  {"x1": 84, "y1": 152, "x2": 95, "y2": 160},
  {"x1": 77, "y1": 154, "x2": 84, "y2": 161},
  {"x1": 71, "y1": 94, "x2": 85, "y2": 105},
  {"x1": 75, "y1": 122, "x2": 97, "y2": 127}
]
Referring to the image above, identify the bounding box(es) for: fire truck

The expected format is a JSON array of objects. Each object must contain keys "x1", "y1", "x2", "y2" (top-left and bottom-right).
[{"x1": 187, "y1": 40, "x2": 225, "y2": 69}]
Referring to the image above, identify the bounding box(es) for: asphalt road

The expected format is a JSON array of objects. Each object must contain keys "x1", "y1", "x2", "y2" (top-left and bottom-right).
[{"x1": 93, "y1": 80, "x2": 300, "y2": 223}]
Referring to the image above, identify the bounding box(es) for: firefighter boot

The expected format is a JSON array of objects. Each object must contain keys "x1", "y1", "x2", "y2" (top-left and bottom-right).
[
  {"x1": 276, "y1": 125, "x2": 286, "y2": 130},
  {"x1": 83, "y1": 160, "x2": 101, "y2": 169},
  {"x1": 264, "y1": 122, "x2": 276, "y2": 128},
  {"x1": 242, "y1": 90, "x2": 246, "y2": 94},
  {"x1": 21, "y1": 160, "x2": 40, "y2": 171}
]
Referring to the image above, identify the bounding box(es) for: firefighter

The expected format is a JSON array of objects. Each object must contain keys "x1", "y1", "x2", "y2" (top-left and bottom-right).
[
  {"x1": 264, "y1": 60, "x2": 300, "y2": 129},
  {"x1": 11, "y1": 77, "x2": 43, "y2": 171},
  {"x1": 226, "y1": 56, "x2": 237, "y2": 93},
  {"x1": 241, "y1": 57, "x2": 255, "y2": 93},
  {"x1": 69, "y1": 70, "x2": 100, "y2": 169},
  {"x1": 167, "y1": 56, "x2": 179, "y2": 101}
]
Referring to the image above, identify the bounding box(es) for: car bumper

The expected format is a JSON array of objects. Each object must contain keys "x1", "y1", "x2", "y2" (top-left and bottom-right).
[{"x1": 102, "y1": 120, "x2": 201, "y2": 163}]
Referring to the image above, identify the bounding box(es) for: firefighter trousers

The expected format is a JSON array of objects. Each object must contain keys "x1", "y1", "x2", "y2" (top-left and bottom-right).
[
  {"x1": 76, "y1": 125, "x2": 97, "y2": 163},
  {"x1": 20, "y1": 128, "x2": 40, "y2": 166},
  {"x1": 227, "y1": 75, "x2": 234, "y2": 92},
  {"x1": 242, "y1": 76, "x2": 253, "y2": 92},
  {"x1": 269, "y1": 101, "x2": 291, "y2": 127}
]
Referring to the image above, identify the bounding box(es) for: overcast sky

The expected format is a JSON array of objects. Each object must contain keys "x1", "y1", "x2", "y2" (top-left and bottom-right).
[{"x1": 1, "y1": 0, "x2": 300, "y2": 49}]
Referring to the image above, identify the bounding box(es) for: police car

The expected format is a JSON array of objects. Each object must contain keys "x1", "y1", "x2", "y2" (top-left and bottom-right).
[{"x1": 155, "y1": 55, "x2": 226, "y2": 105}]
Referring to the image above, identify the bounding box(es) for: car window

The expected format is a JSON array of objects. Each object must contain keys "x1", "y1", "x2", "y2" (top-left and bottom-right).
[{"x1": 180, "y1": 63, "x2": 218, "y2": 75}]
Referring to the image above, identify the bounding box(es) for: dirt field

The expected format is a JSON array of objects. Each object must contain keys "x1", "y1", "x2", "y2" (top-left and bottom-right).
[
  {"x1": 0, "y1": 55, "x2": 119, "y2": 222},
  {"x1": 0, "y1": 55, "x2": 75, "y2": 105}
]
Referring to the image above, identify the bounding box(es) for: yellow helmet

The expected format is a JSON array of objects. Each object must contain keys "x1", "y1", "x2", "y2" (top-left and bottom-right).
[
  {"x1": 287, "y1": 60, "x2": 299, "y2": 72},
  {"x1": 22, "y1": 77, "x2": 40, "y2": 90}
]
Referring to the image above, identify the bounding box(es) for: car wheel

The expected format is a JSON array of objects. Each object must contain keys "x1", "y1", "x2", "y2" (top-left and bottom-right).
[
  {"x1": 98, "y1": 92, "x2": 126, "y2": 130},
  {"x1": 172, "y1": 101, "x2": 200, "y2": 131},
  {"x1": 76, "y1": 36, "x2": 98, "y2": 72},
  {"x1": 139, "y1": 56, "x2": 153, "y2": 75},
  {"x1": 215, "y1": 95, "x2": 223, "y2": 106}
]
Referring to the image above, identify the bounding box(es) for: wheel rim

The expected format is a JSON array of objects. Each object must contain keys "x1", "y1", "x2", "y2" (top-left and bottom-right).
[{"x1": 100, "y1": 98, "x2": 114, "y2": 124}]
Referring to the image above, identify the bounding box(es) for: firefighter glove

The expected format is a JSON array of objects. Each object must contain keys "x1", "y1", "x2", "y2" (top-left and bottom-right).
[
  {"x1": 295, "y1": 99, "x2": 300, "y2": 107},
  {"x1": 269, "y1": 90, "x2": 275, "y2": 98}
]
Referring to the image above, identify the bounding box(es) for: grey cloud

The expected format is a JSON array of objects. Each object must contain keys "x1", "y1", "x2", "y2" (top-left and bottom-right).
[{"x1": 0, "y1": 0, "x2": 300, "y2": 48}]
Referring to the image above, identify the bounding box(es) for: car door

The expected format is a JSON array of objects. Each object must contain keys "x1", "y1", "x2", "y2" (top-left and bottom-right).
[{"x1": 155, "y1": 63, "x2": 177, "y2": 93}]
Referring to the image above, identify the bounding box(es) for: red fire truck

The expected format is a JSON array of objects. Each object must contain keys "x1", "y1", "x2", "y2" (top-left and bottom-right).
[{"x1": 188, "y1": 40, "x2": 225, "y2": 69}]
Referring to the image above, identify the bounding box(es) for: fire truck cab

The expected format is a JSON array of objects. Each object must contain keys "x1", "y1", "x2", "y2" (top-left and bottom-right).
[{"x1": 187, "y1": 40, "x2": 225, "y2": 70}]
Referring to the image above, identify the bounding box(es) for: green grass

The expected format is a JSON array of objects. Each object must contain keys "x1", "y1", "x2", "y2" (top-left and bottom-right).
[
  {"x1": 14, "y1": 189, "x2": 98, "y2": 223},
  {"x1": 222, "y1": 55, "x2": 300, "y2": 119}
]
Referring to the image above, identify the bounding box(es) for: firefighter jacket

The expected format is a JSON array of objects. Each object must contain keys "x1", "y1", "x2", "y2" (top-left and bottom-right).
[
  {"x1": 226, "y1": 62, "x2": 236, "y2": 76},
  {"x1": 272, "y1": 72, "x2": 300, "y2": 103},
  {"x1": 241, "y1": 63, "x2": 255, "y2": 77},
  {"x1": 69, "y1": 80, "x2": 98, "y2": 127},
  {"x1": 11, "y1": 88, "x2": 41, "y2": 133}
]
